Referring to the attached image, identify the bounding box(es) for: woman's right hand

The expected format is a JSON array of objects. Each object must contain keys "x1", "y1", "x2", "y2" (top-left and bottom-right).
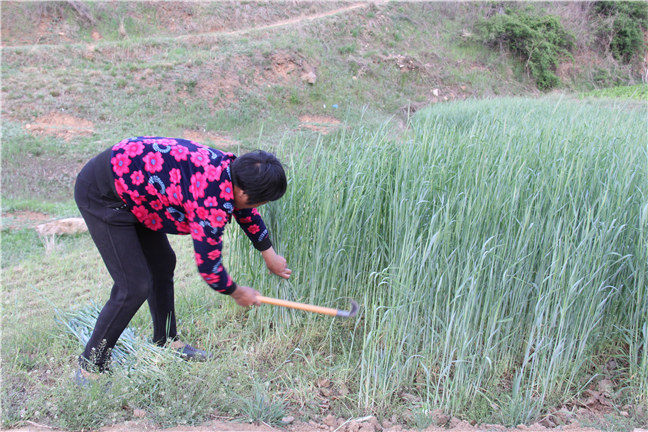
[{"x1": 230, "y1": 285, "x2": 261, "y2": 307}]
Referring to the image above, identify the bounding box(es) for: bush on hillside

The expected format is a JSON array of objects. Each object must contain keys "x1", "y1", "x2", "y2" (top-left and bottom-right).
[
  {"x1": 592, "y1": 1, "x2": 648, "y2": 64},
  {"x1": 477, "y1": 8, "x2": 574, "y2": 90}
]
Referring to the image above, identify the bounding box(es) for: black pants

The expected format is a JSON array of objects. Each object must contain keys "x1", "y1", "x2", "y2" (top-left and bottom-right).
[{"x1": 74, "y1": 148, "x2": 177, "y2": 371}]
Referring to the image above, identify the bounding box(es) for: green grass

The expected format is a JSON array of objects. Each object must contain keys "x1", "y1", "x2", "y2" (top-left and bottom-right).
[
  {"x1": 580, "y1": 84, "x2": 648, "y2": 100},
  {"x1": 230, "y1": 96, "x2": 647, "y2": 418},
  {"x1": 3, "y1": 96, "x2": 647, "y2": 430}
]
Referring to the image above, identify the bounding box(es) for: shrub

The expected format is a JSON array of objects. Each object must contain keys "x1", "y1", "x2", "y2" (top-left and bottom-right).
[
  {"x1": 477, "y1": 9, "x2": 574, "y2": 90},
  {"x1": 593, "y1": 1, "x2": 648, "y2": 64}
]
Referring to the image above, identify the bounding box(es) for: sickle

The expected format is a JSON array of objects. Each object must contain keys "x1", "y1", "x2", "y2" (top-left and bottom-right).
[{"x1": 257, "y1": 296, "x2": 359, "y2": 318}]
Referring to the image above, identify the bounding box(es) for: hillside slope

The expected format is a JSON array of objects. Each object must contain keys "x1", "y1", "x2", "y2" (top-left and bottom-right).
[{"x1": 1, "y1": 2, "x2": 646, "y2": 204}]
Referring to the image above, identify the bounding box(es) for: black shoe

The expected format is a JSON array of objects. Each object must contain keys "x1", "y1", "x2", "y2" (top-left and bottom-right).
[
  {"x1": 176, "y1": 344, "x2": 213, "y2": 362},
  {"x1": 73, "y1": 368, "x2": 112, "y2": 390},
  {"x1": 74, "y1": 368, "x2": 96, "y2": 387}
]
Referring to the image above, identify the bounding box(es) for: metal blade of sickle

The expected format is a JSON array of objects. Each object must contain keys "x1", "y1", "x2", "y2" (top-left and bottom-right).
[{"x1": 257, "y1": 296, "x2": 359, "y2": 318}]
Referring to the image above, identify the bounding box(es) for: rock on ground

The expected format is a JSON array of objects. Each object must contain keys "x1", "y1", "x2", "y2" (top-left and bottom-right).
[{"x1": 35, "y1": 218, "x2": 87, "y2": 236}]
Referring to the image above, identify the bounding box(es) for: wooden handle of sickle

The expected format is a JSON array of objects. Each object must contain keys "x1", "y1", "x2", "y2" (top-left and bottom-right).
[{"x1": 257, "y1": 295, "x2": 338, "y2": 316}]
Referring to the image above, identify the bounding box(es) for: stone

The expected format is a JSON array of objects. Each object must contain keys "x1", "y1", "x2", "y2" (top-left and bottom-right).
[
  {"x1": 36, "y1": 218, "x2": 87, "y2": 236},
  {"x1": 324, "y1": 414, "x2": 338, "y2": 427},
  {"x1": 301, "y1": 71, "x2": 317, "y2": 84},
  {"x1": 432, "y1": 88, "x2": 440, "y2": 96},
  {"x1": 282, "y1": 416, "x2": 295, "y2": 424}
]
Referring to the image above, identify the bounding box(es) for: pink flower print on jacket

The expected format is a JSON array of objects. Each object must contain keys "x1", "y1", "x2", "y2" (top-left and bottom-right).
[
  {"x1": 132, "y1": 205, "x2": 150, "y2": 221},
  {"x1": 169, "y1": 168, "x2": 181, "y2": 184},
  {"x1": 124, "y1": 141, "x2": 144, "y2": 157},
  {"x1": 189, "y1": 172, "x2": 208, "y2": 199},
  {"x1": 247, "y1": 224, "x2": 261, "y2": 235},
  {"x1": 144, "y1": 213, "x2": 163, "y2": 231},
  {"x1": 115, "y1": 177, "x2": 129, "y2": 196},
  {"x1": 204, "y1": 164, "x2": 222, "y2": 181},
  {"x1": 111, "y1": 153, "x2": 131, "y2": 176},
  {"x1": 184, "y1": 200, "x2": 199, "y2": 221},
  {"x1": 130, "y1": 170, "x2": 145, "y2": 186},
  {"x1": 150, "y1": 199, "x2": 164, "y2": 211},
  {"x1": 170, "y1": 145, "x2": 189, "y2": 162},
  {"x1": 128, "y1": 189, "x2": 145, "y2": 205},
  {"x1": 189, "y1": 222, "x2": 205, "y2": 241},
  {"x1": 209, "y1": 209, "x2": 228, "y2": 228},
  {"x1": 109, "y1": 137, "x2": 273, "y2": 295},
  {"x1": 219, "y1": 180, "x2": 234, "y2": 201},
  {"x1": 200, "y1": 273, "x2": 220, "y2": 286},
  {"x1": 145, "y1": 183, "x2": 158, "y2": 196},
  {"x1": 204, "y1": 196, "x2": 220, "y2": 208},
  {"x1": 196, "y1": 206, "x2": 210, "y2": 220},
  {"x1": 207, "y1": 248, "x2": 221, "y2": 261},
  {"x1": 190, "y1": 149, "x2": 210, "y2": 168},
  {"x1": 175, "y1": 220, "x2": 190, "y2": 234},
  {"x1": 166, "y1": 184, "x2": 183, "y2": 206},
  {"x1": 143, "y1": 152, "x2": 164, "y2": 173}
]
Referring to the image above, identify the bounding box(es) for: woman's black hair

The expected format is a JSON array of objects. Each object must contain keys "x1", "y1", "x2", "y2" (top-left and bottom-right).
[{"x1": 230, "y1": 150, "x2": 287, "y2": 205}]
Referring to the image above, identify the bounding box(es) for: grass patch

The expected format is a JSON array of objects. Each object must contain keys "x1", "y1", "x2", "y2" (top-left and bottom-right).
[{"x1": 580, "y1": 83, "x2": 648, "y2": 100}]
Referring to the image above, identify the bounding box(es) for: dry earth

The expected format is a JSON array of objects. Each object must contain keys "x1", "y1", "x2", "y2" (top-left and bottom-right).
[
  {"x1": 24, "y1": 113, "x2": 95, "y2": 142},
  {"x1": 298, "y1": 115, "x2": 341, "y2": 134}
]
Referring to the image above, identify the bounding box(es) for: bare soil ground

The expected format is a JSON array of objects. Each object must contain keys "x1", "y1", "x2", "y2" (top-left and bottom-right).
[
  {"x1": 24, "y1": 113, "x2": 95, "y2": 142},
  {"x1": 1, "y1": 2, "x2": 355, "y2": 47},
  {"x1": 3, "y1": 420, "x2": 621, "y2": 432},
  {"x1": 298, "y1": 115, "x2": 341, "y2": 134},
  {"x1": 182, "y1": 130, "x2": 240, "y2": 149}
]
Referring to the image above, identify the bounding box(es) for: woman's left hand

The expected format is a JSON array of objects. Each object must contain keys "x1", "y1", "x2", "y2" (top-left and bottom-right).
[{"x1": 262, "y1": 247, "x2": 292, "y2": 279}]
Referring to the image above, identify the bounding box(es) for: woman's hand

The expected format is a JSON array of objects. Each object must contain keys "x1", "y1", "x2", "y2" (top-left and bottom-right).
[
  {"x1": 230, "y1": 285, "x2": 261, "y2": 307},
  {"x1": 261, "y1": 247, "x2": 292, "y2": 279}
]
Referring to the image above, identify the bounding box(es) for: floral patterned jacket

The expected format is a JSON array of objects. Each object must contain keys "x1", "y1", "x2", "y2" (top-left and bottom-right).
[{"x1": 110, "y1": 136, "x2": 271, "y2": 295}]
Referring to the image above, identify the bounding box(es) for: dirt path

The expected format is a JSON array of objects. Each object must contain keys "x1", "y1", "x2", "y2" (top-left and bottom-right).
[
  {"x1": 1, "y1": 3, "x2": 370, "y2": 52},
  {"x1": 5, "y1": 418, "x2": 632, "y2": 432}
]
